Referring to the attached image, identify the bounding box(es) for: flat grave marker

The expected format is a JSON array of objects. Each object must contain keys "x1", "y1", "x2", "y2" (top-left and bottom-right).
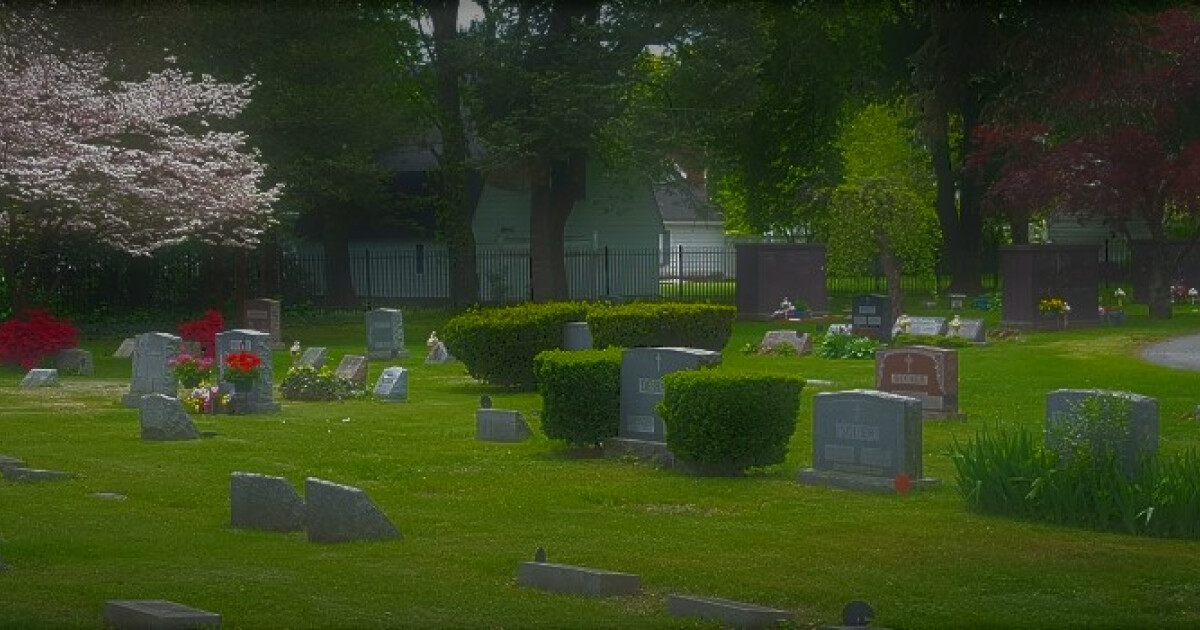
[
  {"x1": 104, "y1": 600, "x2": 221, "y2": 630},
  {"x1": 667, "y1": 594, "x2": 794, "y2": 630},
  {"x1": 20, "y1": 368, "x2": 58, "y2": 388},
  {"x1": 893, "y1": 316, "x2": 947, "y2": 337},
  {"x1": 517, "y1": 562, "x2": 642, "y2": 597},
  {"x1": 476, "y1": 409, "x2": 532, "y2": 442},
  {"x1": 335, "y1": 355, "x2": 369, "y2": 389},
  {"x1": 297, "y1": 347, "x2": 328, "y2": 370},
  {"x1": 373, "y1": 367, "x2": 408, "y2": 402}
]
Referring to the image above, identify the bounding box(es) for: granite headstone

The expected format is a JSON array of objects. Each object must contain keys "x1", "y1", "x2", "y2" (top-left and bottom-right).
[
  {"x1": 215, "y1": 329, "x2": 280, "y2": 413},
  {"x1": 54, "y1": 348, "x2": 93, "y2": 375},
  {"x1": 365, "y1": 308, "x2": 407, "y2": 360},
  {"x1": 121, "y1": 332, "x2": 181, "y2": 407},
  {"x1": 373, "y1": 367, "x2": 408, "y2": 402},
  {"x1": 852, "y1": 294, "x2": 893, "y2": 342},
  {"x1": 875, "y1": 346, "x2": 960, "y2": 417},
  {"x1": 618, "y1": 347, "x2": 723, "y2": 443},
  {"x1": 1045, "y1": 389, "x2": 1158, "y2": 475},
  {"x1": 230, "y1": 472, "x2": 305, "y2": 532},
  {"x1": 297, "y1": 346, "x2": 328, "y2": 370},
  {"x1": 305, "y1": 477, "x2": 400, "y2": 543},
  {"x1": 20, "y1": 368, "x2": 59, "y2": 388},
  {"x1": 138, "y1": 393, "x2": 201, "y2": 441},
  {"x1": 335, "y1": 355, "x2": 369, "y2": 389},
  {"x1": 242, "y1": 298, "x2": 282, "y2": 348}
]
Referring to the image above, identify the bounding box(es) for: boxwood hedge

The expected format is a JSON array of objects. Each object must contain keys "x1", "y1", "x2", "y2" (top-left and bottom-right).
[
  {"x1": 587, "y1": 303, "x2": 735, "y2": 351},
  {"x1": 441, "y1": 302, "x2": 588, "y2": 389},
  {"x1": 533, "y1": 348, "x2": 622, "y2": 447}
]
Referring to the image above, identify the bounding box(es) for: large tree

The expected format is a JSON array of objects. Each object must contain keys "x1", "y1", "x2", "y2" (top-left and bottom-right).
[
  {"x1": 466, "y1": 0, "x2": 674, "y2": 301},
  {"x1": 0, "y1": 7, "x2": 279, "y2": 309},
  {"x1": 974, "y1": 6, "x2": 1200, "y2": 319}
]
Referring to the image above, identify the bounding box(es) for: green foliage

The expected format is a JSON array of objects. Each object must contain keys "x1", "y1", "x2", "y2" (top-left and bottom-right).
[
  {"x1": 279, "y1": 365, "x2": 364, "y2": 401},
  {"x1": 827, "y1": 102, "x2": 940, "y2": 277},
  {"x1": 587, "y1": 303, "x2": 735, "y2": 351},
  {"x1": 533, "y1": 348, "x2": 622, "y2": 447},
  {"x1": 816, "y1": 334, "x2": 879, "y2": 359},
  {"x1": 892, "y1": 333, "x2": 973, "y2": 348},
  {"x1": 442, "y1": 302, "x2": 589, "y2": 389},
  {"x1": 953, "y1": 419, "x2": 1200, "y2": 539},
  {"x1": 660, "y1": 370, "x2": 802, "y2": 473}
]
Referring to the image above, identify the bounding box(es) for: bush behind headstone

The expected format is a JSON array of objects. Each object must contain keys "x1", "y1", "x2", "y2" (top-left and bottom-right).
[
  {"x1": 587, "y1": 303, "x2": 735, "y2": 352},
  {"x1": 534, "y1": 349, "x2": 621, "y2": 447},
  {"x1": 660, "y1": 370, "x2": 803, "y2": 473},
  {"x1": 442, "y1": 303, "x2": 589, "y2": 389}
]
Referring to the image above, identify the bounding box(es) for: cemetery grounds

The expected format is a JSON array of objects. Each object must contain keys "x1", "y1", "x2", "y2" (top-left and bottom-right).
[{"x1": 3, "y1": 306, "x2": 1200, "y2": 629}]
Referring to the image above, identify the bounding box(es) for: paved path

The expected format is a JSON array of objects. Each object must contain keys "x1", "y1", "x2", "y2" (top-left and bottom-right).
[{"x1": 1140, "y1": 333, "x2": 1200, "y2": 372}]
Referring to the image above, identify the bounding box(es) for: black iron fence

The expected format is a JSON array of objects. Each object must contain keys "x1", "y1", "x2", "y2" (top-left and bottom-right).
[{"x1": 7, "y1": 241, "x2": 1133, "y2": 317}]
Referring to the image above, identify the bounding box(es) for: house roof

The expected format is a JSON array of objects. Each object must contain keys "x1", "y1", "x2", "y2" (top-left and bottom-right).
[{"x1": 653, "y1": 182, "x2": 723, "y2": 224}]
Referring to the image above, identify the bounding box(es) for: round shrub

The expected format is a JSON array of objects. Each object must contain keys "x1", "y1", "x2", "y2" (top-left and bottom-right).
[
  {"x1": 587, "y1": 303, "x2": 735, "y2": 351},
  {"x1": 0, "y1": 308, "x2": 80, "y2": 369},
  {"x1": 660, "y1": 370, "x2": 803, "y2": 473},
  {"x1": 534, "y1": 348, "x2": 621, "y2": 447},
  {"x1": 442, "y1": 302, "x2": 589, "y2": 389}
]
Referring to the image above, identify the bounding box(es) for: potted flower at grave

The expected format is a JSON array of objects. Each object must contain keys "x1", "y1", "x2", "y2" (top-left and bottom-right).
[
  {"x1": 167, "y1": 353, "x2": 213, "y2": 389},
  {"x1": 1038, "y1": 297, "x2": 1070, "y2": 329},
  {"x1": 223, "y1": 351, "x2": 262, "y2": 393}
]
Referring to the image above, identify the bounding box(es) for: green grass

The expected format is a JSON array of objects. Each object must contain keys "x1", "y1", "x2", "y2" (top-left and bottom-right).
[{"x1": 4, "y1": 304, "x2": 1200, "y2": 628}]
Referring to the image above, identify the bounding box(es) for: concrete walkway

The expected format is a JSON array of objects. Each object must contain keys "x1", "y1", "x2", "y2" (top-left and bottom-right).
[{"x1": 1140, "y1": 333, "x2": 1200, "y2": 372}]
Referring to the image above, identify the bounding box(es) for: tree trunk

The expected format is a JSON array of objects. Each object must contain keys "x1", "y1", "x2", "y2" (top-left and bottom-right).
[
  {"x1": 428, "y1": 0, "x2": 479, "y2": 306},
  {"x1": 320, "y1": 215, "x2": 357, "y2": 307},
  {"x1": 528, "y1": 154, "x2": 577, "y2": 302},
  {"x1": 880, "y1": 247, "x2": 904, "y2": 321},
  {"x1": 1146, "y1": 221, "x2": 1173, "y2": 319}
]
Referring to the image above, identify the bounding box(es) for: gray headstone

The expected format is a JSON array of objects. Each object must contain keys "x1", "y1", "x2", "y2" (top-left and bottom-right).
[
  {"x1": 476, "y1": 409, "x2": 532, "y2": 442},
  {"x1": 1045, "y1": 389, "x2": 1159, "y2": 475},
  {"x1": 335, "y1": 355, "x2": 369, "y2": 389},
  {"x1": 563, "y1": 321, "x2": 593, "y2": 350},
  {"x1": 0, "y1": 454, "x2": 26, "y2": 470},
  {"x1": 875, "y1": 346, "x2": 959, "y2": 416},
  {"x1": 215, "y1": 329, "x2": 280, "y2": 413},
  {"x1": 305, "y1": 477, "x2": 400, "y2": 543},
  {"x1": 759, "y1": 330, "x2": 812, "y2": 355},
  {"x1": 104, "y1": 599, "x2": 221, "y2": 630},
  {"x1": 517, "y1": 562, "x2": 642, "y2": 597},
  {"x1": 114, "y1": 337, "x2": 136, "y2": 358},
  {"x1": 950, "y1": 318, "x2": 986, "y2": 342},
  {"x1": 1, "y1": 467, "x2": 75, "y2": 482},
  {"x1": 799, "y1": 390, "x2": 932, "y2": 492},
  {"x1": 619, "y1": 347, "x2": 723, "y2": 443},
  {"x1": 138, "y1": 394, "x2": 201, "y2": 441},
  {"x1": 242, "y1": 298, "x2": 282, "y2": 349},
  {"x1": 54, "y1": 348, "x2": 93, "y2": 375},
  {"x1": 20, "y1": 368, "x2": 58, "y2": 388},
  {"x1": 667, "y1": 594, "x2": 794, "y2": 629},
  {"x1": 122, "y1": 332, "x2": 182, "y2": 408},
  {"x1": 366, "y1": 308, "x2": 408, "y2": 360},
  {"x1": 230, "y1": 472, "x2": 305, "y2": 532},
  {"x1": 297, "y1": 347, "x2": 328, "y2": 370},
  {"x1": 893, "y1": 316, "x2": 947, "y2": 337},
  {"x1": 373, "y1": 367, "x2": 408, "y2": 402}
]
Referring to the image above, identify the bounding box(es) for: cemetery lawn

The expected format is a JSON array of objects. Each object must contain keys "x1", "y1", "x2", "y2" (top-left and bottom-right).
[{"x1": 5, "y1": 306, "x2": 1200, "y2": 629}]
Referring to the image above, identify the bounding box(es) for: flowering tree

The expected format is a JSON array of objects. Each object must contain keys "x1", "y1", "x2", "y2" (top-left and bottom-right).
[{"x1": 0, "y1": 9, "x2": 280, "y2": 308}]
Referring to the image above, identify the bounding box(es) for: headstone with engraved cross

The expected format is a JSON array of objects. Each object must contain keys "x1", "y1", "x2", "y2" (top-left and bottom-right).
[
  {"x1": 617, "y1": 347, "x2": 723, "y2": 444},
  {"x1": 121, "y1": 332, "x2": 182, "y2": 408}
]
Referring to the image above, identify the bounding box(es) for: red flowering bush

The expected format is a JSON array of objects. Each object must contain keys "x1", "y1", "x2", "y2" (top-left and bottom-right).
[
  {"x1": 178, "y1": 309, "x2": 224, "y2": 358},
  {"x1": 0, "y1": 309, "x2": 80, "y2": 369},
  {"x1": 224, "y1": 351, "x2": 263, "y2": 384}
]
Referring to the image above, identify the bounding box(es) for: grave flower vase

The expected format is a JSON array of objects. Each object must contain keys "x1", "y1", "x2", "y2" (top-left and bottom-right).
[{"x1": 231, "y1": 378, "x2": 255, "y2": 394}]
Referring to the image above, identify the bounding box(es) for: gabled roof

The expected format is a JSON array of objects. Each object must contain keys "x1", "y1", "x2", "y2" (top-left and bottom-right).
[{"x1": 653, "y1": 181, "x2": 723, "y2": 224}]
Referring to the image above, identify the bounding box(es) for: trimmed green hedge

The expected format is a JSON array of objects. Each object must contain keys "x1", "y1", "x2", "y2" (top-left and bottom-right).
[
  {"x1": 660, "y1": 370, "x2": 803, "y2": 473},
  {"x1": 442, "y1": 302, "x2": 589, "y2": 389},
  {"x1": 588, "y1": 303, "x2": 735, "y2": 351},
  {"x1": 533, "y1": 348, "x2": 622, "y2": 447}
]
